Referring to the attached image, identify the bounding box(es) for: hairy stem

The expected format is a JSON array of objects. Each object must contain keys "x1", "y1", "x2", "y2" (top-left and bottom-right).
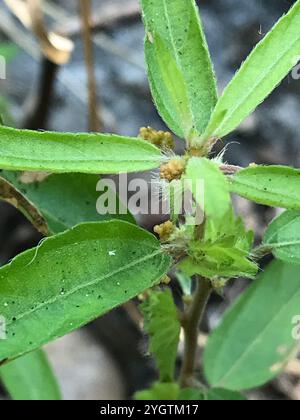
[
  {"x1": 179, "y1": 277, "x2": 212, "y2": 388},
  {"x1": 219, "y1": 164, "x2": 242, "y2": 175}
]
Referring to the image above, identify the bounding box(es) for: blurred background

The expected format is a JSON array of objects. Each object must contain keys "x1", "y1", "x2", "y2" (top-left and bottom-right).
[{"x1": 0, "y1": 0, "x2": 300, "y2": 400}]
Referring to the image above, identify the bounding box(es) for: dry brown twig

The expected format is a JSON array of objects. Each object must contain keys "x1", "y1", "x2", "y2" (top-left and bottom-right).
[
  {"x1": 0, "y1": 176, "x2": 49, "y2": 236},
  {"x1": 78, "y1": 0, "x2": 102, "y2": 132},
  {"x1": 4, "y1": 0, "x2": 74, "y2": 64},
  {"x1": 57, "y1": 0, "x2": 141, "y2": 38}
]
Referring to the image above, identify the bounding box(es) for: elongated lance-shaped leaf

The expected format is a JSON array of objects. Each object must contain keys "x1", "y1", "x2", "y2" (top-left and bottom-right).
[
  {"x1": 0, "y1": 175, "x2": 49, "y2": 235},
  {"x1": 263, "y1": 210, "x2": 300, "y2": 264},
  {"x1": 0, "y1": 221, "x2": 171, "y2": 362},
  {"x1": 141, "y1": 0, "x2": 217, "y2": 140},
  {"x1": 203, "y1": 0, "x2": 300, "y2": 140},
  {"x1": 141, "y1": 289, "x2": 180, "y2": 382},
  {"x1": 1, "y1": 171, "x2": 135, "y2": 234},
  {"x1": 204, "y1": 260, "x2": 300, "y2": 390},
  {"x1": 0, "y1": 126, "x2": 162, "y2": 174},
  {"x1": 229, "y1": 165, "x2": 300, "y2": 210},
  {"x1": 0, "y1": 350, "x2": 61, "y2": 400}
]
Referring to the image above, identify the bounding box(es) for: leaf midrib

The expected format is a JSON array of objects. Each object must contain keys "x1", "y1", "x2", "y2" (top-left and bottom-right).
[
  {"x1": 161, "y1": 0, "x2": 195, "y2": 134},
  {"x1": 230, "y1": 178, "x2": 300, "y2": 203},
  {"x1": 266, "y1": 216, "x2": 300, "y2": 243},
  {"x1": 0, "y1": 155, "x2": 160, "y2": 164},
  {"x1": 6, "y1": 248, "x2": 164, "y2": 328},
  {"x1": 215, "y1": 287, "x2": 300, "y2": 388}
]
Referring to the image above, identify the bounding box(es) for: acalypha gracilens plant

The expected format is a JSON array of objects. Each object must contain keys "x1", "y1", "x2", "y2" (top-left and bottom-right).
[{"x1": 0, "y1": 0, "x2": 300, "y2": 401}]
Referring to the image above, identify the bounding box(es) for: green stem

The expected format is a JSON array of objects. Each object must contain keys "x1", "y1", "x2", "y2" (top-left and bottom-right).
[{"x1": 179, "y1": 276, "x2": 212, "y2": 388}]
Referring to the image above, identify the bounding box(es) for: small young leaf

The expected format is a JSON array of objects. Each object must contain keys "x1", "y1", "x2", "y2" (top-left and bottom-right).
[
  {"x1": 1, "y1": 171, "x2": 134, "y2": 234},
  {"x1": 203, "y1": 0, "x2": 300, "y2": 139},
  {"x1": 204, "y1": 260, "x2": 300, "y2": 390},
  {"x1": 229, "y1": 165, "x2": 300, "y2": 210},
  {"x1": 180, "y1": 214, "x2": 257, "y2": 279},
  {"x1": 185, "y1": 157, "x2": 231, "y2": 230},
  {"x1": 135, "y1": 383, "x2": 205, "y2": 401},
  {"x1": 0, "y1": 126, "x2": 162, "y2": 174},
  {"x1": 141, "y1": 289, "x2": 180, "y2": 382},
  {"x1": 180, "y1": 242, "x2": 257, "y2": 280},
  {"x1": 182, "y1": 159, "x2": 257, "y2": 279},
  {"x1": 135, "y1": 382, "x2": 180, "y2": 400},
  {"x1": 141, "y1": 0, "x2": 217, "y2": 140},
  {"x1": 0, "y1": 221, "x2": 171, "y2": 362},
  {"x1": 263, "y1": 210, "x2": 300, "y2": 264},
  {"x1": 0, "y1": 175, "x2": 49, "y2": 236},
  {"x1": 0, "y1": 349, "x2": 61, "y2": 400}
]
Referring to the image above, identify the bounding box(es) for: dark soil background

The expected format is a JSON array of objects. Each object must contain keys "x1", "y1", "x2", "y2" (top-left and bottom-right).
[{"x1": 0, "y1": 0, "x2": 299, "y2": 400}]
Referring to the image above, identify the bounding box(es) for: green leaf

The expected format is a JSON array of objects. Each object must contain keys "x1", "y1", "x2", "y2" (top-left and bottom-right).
[
  {"x1": 135, "y1": 383, "x2": 205, "y2": 400},
  {"x1": 182, "y1": 159, "x2": 257, "y2": 279},
  {"x1": 178, "y1": 388, "x2": 204, "y2": 401},
  {"x1": 0, "y1": 98, "x2": 14, "y2": 127},
  {"x1": 204, "y1": 260, "x2": 300, "y2": 390},
  {"x1": 179, "y1": 217, "x2": 257, "y2": 280},
  {"x1": 175, "y1": 271, "x2": 192, "y2": 296},
  {"x1": 229, "y1": 165, "x2": 300, "y2": 210},
  {"x1": 203, "y1": 0, "x2": 300, "y2": 139},
  {"x1": 180, "y1": 241, "x2": 257, "y2": 280},
  {"x1": 1, "y1": 171, "x2": 134, "y2": 234},
  {"x1": 263, "y1": 210, "x2": 300, "y2": 264},
  {"x1": 141, "y1": 0, "x2": 217, "y2": 140},
  {"x1": 0, "y1": 44, "x2": 17, "y2": 126},
  {"x1": 141, "y1": 289, "x2": 180, "y2": 382},
  {"x1": 0, "y1": 221, "x2": 171, "y2": 362},
  {"x1": 185, "y1": 157, "x2": 231, "y2": 231},
  {"x1": 206, "y1": 388, "x2": 246, "y2": 401},
  {"x1": 0, "y1": 349, "x2": 61, "y2": 400},
  {"x1": 0, "y1": 126, "x2": 162, "y2": 174},
  {"x1": 0, "y1": 43, "x2": 18, "y2": 62},
  {"x1": 135, "y1": 382, "x2": 180, "y2": 400}
]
